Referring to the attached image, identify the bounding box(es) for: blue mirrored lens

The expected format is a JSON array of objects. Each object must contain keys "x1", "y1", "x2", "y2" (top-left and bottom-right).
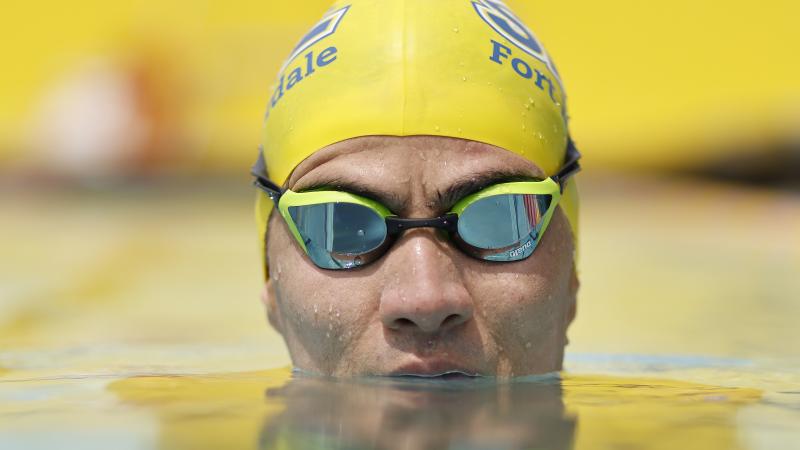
[
  {"x1": 288, "y1": 202, "x2": 387, "y2": 269},
  {"x1": 457, "y1": 194, "x2": 552, "y2": 261}
]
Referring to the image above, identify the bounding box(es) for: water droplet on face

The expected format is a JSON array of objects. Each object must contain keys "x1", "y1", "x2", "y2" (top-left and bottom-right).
[
  {"x1": 357, "y1": 229, "x2": 365, "y2": 237},
  {"x1": 313, "y1": 304, "x2": 318, "y2": 314},
  {"x1": 326, "y1": 332, "x2": 331, "y2": 339},
  {"x1": 525, "y1": 342, "x2": 532, "y2": 349}
]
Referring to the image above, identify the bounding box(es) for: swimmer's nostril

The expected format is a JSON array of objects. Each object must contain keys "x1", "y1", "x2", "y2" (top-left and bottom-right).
[
  {"x1": 442, "y1": 314, "x2": 463, "y2": 328},
  {"x1": 395, "y1": 318, "x2": 415, "y2": 328}
]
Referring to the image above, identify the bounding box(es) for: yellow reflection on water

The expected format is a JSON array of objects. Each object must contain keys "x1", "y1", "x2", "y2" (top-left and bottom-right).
[{"x1": 105, "y1": 370, "x2": 761, "y2": 450}]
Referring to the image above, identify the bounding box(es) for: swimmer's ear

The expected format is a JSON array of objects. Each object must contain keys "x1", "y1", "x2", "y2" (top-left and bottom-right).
[{"x1": 261, "y1": 281, "x2": 284, "y2": 335}]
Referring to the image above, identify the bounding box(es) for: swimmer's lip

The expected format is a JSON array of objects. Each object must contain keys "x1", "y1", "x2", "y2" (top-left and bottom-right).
[{"x1": 390, "y1": 360, "x2": 480, "y2": 377}]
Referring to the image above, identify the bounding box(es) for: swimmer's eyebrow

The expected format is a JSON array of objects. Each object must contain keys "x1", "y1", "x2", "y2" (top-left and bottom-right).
[
  {"x1": 436, "y1": 170, "x2": 541, "y2": 211},
  {"x1": 295, "y1": 169, "x2": 539, "y2": 215},
  {"x1": 294, "y1": 177, "x2": 410, "y2": 213}
]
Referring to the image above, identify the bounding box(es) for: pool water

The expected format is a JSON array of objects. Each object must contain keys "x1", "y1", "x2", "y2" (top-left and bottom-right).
[{"x1": 1, "y1": 174, "x2": 798, "y2": 449}]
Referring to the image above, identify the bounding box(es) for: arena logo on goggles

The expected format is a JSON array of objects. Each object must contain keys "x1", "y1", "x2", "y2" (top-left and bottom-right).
[{"x1": 472, "y1": 0, "x2": 563, "y2": 86}]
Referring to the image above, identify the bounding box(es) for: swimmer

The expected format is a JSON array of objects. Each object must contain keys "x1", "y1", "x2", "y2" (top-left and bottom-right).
[{"x1": 252, "y1": 0, "x2": 581, "y2": 378}]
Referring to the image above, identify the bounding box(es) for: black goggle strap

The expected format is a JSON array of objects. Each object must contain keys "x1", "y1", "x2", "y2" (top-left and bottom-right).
[
  {"x1": 552, "y1": 136, "x2": 582, "y2": 193},
  {"x1": 251, "y1": 147, "x2": 284, "y2": 205}
]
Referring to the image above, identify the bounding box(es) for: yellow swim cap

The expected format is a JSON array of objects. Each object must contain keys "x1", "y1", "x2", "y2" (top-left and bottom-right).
[{"x1": 255, "y1": 0, "x2": 579, "y2": 278}]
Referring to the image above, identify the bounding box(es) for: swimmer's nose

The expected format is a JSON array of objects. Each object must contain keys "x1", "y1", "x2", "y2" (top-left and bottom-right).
[{"x1": 379, "y1": 231, "x2": 473, "y2": 334}]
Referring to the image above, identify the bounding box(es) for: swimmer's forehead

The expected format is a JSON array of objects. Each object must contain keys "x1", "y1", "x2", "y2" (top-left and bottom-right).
[
  {"x1": 289, "y1": 136, "x2": 547, "y2": 189},
  {"x1": 288, "y1": 136, "x2": 547, "y2": 214}
]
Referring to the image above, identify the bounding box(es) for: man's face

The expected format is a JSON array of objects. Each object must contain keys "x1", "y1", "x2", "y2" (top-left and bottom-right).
[{"x1": 263, "y1": 136, "x2": 578, "y2": 378}]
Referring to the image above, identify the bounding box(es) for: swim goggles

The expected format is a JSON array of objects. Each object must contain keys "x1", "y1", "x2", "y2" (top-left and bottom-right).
[{"x1": 253, "y1": 141, "x2": 580, "y2": 270}]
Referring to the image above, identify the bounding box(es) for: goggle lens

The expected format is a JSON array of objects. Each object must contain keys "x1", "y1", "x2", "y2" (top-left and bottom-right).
[
  {"x1": 288, "y1": 202, "x2": 388, "y2": 269},
  {"x1": 456, "y1": 194, "x2": 552, "y2": 261}
]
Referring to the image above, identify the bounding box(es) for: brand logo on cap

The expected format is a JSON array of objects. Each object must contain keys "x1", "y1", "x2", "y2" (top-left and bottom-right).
[
  {"x1": 472, "y1": 0, "x2": 562, "y2": 85},
  {"x1": 266, "y1": 6, "x2": 350, "y2": 117},
  {"x1": 281, "y1": 5, "x2": 350, "y2": 71}
]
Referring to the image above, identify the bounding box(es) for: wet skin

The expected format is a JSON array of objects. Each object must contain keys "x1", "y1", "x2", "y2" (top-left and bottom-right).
[{"x1": 262, "y1": 136, "x2": 578, "y2": 378}]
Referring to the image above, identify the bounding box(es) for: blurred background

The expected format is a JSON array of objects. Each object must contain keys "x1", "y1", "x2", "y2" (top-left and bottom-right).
[{"x1": 1, "y1": 0, "x2": 798, "y2": 377}]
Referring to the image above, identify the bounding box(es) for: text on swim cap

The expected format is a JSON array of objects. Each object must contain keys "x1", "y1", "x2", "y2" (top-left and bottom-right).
[
  {"x1": 489, "y1": 40, "x2": 557, "y2": 103},
  {"x1": 266, "y1": 5, "x2": 350, "y2": 119},
  {"x1": 473, "y1": 0, "x2": 563, "y2": 88},
  {"x1": 269, "y1": 47, "x2": 338, "y2": 112}
]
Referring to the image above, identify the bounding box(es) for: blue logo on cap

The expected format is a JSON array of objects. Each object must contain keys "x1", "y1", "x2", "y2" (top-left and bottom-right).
[
  {"x1": 472, "y1": 0, "x2": 562, "y2": 85},
  {"x1": 282, "y1": 5, "x2": 350, "y2": 70}
]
